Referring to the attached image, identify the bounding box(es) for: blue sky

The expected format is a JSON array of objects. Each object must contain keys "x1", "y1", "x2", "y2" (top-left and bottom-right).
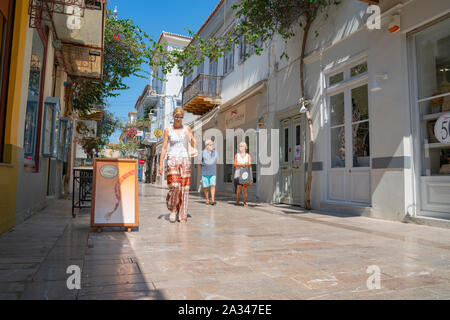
[{"x1": 106, "y1": 0, "x2": 219, "y2": 143}]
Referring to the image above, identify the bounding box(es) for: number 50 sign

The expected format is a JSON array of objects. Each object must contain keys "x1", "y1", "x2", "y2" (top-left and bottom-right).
[{"x1": 435, "y1": 114, "x2": 450, "y2": 144}]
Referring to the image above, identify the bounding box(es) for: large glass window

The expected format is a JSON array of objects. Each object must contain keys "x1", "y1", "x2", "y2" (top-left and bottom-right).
[
  {"x1": 414, "y1": 17, "x2": 450, "y2": 176},
  {"x1": 42, "y1": 102, "x2": 56, "y2": 157},
  {"x1": 330, "y1": 93, "x2": 345, "y2": 168},
  {"x1": 41, "y1": 99, "x2": 61, "y2": 158},
  {"x1": 0, "y1": 1, "x2": 13, "y2": 161},
  {"x1": 23, "y1": 30, "x2": 45, "y2": 166},
  {"x1": 327, "y1": 63, "x2": 370, "y2": 170},
  {"x1": 352, "y1": 85, "x2": 370, "y2": 167}
]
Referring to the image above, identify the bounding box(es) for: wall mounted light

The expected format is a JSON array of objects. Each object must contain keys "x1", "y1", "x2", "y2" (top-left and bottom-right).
[
  {"x1": 370, "y1": 73, "x2": 389, "y2": 92},
  {"x1": 298, "y1": 97, "x2": 310, "y2": 114}
]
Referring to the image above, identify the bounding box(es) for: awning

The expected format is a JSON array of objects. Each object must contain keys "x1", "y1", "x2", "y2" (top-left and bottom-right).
[{"x1": 186, "y1": 106, "x2": 219, "y2": 132}]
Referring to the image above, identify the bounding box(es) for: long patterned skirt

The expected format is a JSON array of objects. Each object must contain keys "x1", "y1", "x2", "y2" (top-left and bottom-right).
[{"x1": 166, "y1": 156, "x2": 191, "y2": 221}]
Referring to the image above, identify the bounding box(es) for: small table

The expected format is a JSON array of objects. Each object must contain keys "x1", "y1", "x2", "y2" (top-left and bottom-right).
[{"x1": 72, "y1": 167, "x2": 93, "y2": 218}]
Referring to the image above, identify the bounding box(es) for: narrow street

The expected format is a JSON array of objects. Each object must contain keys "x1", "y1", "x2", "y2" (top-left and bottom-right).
[{"x1": 0, "y1": 184, "x2": 449, "y2": 300}]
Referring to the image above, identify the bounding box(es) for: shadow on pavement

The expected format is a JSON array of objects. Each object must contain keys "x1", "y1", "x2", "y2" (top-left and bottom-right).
[{"x1": 12, "y1": 204, "x2": 168, "y2": 300}]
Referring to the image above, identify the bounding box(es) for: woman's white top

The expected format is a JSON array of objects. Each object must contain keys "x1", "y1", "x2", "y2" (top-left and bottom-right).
[
  {"x1": 167, "y1": 126, "x2": 189, "y2": 158},
  {"x1": 234, "y1": 153, "x2": 249, "y2": 178},
  {"x1": 236, "y1": 153, "x2": 249, "y2": 164}
]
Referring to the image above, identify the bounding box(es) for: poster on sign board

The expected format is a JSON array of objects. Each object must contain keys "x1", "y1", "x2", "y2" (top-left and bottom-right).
[{"x1": 91, "y1": 159, "x2": 139, "y2": 228}]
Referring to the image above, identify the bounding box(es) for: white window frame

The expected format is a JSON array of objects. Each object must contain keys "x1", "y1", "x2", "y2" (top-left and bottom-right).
[{"x1": 407, "y1": 15, "x2": 450, "y2": 218}]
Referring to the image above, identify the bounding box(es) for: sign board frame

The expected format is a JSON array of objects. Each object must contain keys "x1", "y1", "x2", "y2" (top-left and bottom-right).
[{"x1": 91, "y1": 159, "x2": 139, "y2": 231}]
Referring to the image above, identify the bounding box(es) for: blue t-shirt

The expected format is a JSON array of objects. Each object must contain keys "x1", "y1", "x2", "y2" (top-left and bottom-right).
[{"x1": 199, "y1": 149, "x2": 217, "y2": 176}]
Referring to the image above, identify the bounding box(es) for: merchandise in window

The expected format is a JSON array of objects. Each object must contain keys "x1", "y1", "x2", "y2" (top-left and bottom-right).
[
  {"x1": 0, "y1": 0, "x2": 14, "y2": 161},
  {"x1": 58, "y1": 119, "x2": 73, "y2": 162},
  {"x1": 23, "y1": 29, "x2": 45, "y2": 165},
  {"x1": 414, "y1": 17, "x2": 450, "y2": 176},
  {"x1": 42, "y1": 98, "x2": 61, "y2": 158}
]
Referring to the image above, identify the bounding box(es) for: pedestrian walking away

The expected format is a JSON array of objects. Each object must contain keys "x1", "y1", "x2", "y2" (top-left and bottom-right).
[
  {"x1": 158, "y1": 108, "x2": 196, "y2": 223},
  {"x1": 198, "y1": 140, "x2": 218, "y2": 205},
  {"x1": 234, "y1": 141, "x2": 253, "y2": 207}
]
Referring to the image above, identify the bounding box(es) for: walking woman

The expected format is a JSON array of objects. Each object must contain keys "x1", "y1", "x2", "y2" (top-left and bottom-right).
[
  {"x1": 158, "y1": 108, "x2": 196, "y2": 223},
  {"x1": 234, "y1": 141, "x2": 252, "y2": 207}
]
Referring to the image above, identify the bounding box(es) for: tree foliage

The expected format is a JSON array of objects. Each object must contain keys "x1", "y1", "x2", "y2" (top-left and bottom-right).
[
  {"x1": 77, "y1": 110, "x2": 121, "y2": 158},
  {"x1": 70, "y1": 10, "x2": 152, "y2": 112},
  {"x1": 148, "y1": 0, "x2": 340, "y2": 76}
]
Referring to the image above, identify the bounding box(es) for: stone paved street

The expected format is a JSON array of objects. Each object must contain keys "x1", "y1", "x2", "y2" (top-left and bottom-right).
[{"x1": 0, "y1": 184, "x2": 449, "y2": 300}]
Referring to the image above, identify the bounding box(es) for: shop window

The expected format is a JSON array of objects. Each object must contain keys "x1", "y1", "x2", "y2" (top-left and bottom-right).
[
  {"x1": 224, "y1": 134, "x2": 257, "y2": 184},
  {"x1": 351, "y1": 85, "x2": 370, "y2": 168},
  {"x1": 42, "y1": 98, "x2": 60, "y2": 158},
  {"x1": 57, "y1": 119, "x2": 67, "y2": 161},
  {"x1": 413, "y1": 17, "x2": 450, "y2": 176},
  {"x1": 0, "y1": 0, "x2": 14, "y2": 161},
  {"x1": 327, "y1": 59, "x2": 369, "y2": 170},
  {"x1": 23, "y1": 29, "x2": 46, "y2": 168},
  {"x1": 330, "y1": 93, "x2": 345, "y2": 168}
]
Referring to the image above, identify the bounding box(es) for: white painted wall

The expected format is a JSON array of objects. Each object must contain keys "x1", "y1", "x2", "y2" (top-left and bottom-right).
[{"x1": 183, "y1": 0, "x2": 450, "y2": 220}]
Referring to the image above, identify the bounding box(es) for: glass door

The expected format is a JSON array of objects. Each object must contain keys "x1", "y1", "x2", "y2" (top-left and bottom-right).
[
  {"x1": 279, "y1": 117, "x2": 305, "y2": 205},
  {"x1": 411, "y1": 17, "x2": 450, "y2": 217},
  {"x1": 280, "y1": 119, "x2": 292, "y2": 203},
  {"x1": 291, "y1": 116, "x2": 305, "y2": 205},
  {"x1": 328, "y1": 83, "x2": 371, "y2": 204}
]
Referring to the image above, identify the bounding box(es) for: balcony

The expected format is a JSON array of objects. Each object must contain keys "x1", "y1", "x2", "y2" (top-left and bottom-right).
[
  {"x1": 29, "y1": 0, "x2": 106, "y2": 80},
  {"x1": 183, "y1": 74, "x2": 222, "y2": 115}
]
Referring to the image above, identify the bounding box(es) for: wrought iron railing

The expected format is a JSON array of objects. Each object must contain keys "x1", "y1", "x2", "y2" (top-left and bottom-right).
[{"x1": 183, "y1": 74, "x2": 222, "y2": 106}]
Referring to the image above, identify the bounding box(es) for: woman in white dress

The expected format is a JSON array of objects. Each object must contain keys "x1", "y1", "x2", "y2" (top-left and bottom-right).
[
  {"x1": 234, "y1": 142, "x2": 252, "y2": 207},
  {"x1": 158, "y1": 108, "x2": 196, "y2": 223}
]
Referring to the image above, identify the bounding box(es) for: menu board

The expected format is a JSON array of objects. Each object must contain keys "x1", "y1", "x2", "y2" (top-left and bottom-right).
[{"x1": 91, "y1": 159, "x2": 139, "y2": 229}]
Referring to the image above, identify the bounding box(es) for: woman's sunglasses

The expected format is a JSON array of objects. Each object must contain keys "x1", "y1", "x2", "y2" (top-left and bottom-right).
[{"x1": 174, "y1": 116, "x2": 183, "y2": 119}]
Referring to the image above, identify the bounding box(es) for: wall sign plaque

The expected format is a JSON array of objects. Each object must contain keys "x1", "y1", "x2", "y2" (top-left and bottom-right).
[
  {"x1": 434, "y1": 113, "x2": 450, "y2": 144},
  {"x1": 99, "y1": 165, "x2": 118, "y2": 179}
]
